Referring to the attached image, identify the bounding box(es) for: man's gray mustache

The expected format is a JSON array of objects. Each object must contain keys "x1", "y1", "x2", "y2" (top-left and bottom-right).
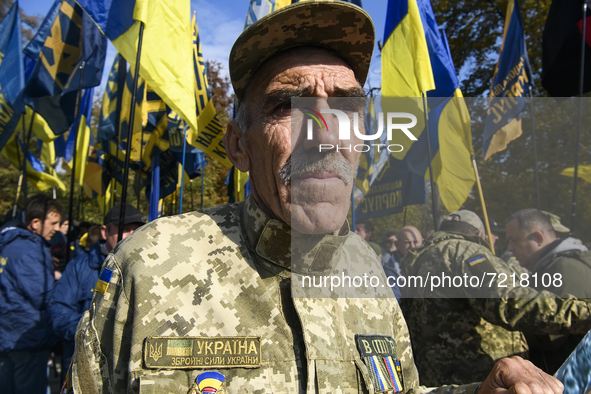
[{"x1": 280, "y1": 151, "x2": 353, "y2": 187}]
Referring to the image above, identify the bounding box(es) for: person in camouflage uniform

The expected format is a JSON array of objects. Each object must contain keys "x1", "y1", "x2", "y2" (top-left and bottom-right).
[
  {"x1": 400, "y1": 210, "x2": 591, "y2": 386},
  {"x1": 68, "y1": 2, "x2": 572, "y2": 393},
  {"x1": 506, "y1": 209, "x2": 591, "y2": 374}
]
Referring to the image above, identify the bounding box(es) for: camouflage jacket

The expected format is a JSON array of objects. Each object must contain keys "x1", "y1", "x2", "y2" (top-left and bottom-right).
[
  {"x1": 69, "y1": 197, "x2": 483, "y2": 394},
  {"x1": 399, "y1": 231, "x2": 591, "y2": 386}
]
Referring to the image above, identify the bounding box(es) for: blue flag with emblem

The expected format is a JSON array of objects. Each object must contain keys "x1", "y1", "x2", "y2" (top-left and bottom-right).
[
  {"x1": 21, "y1": 0, "x2": 107, "y2": 135},
  {"x1": 483, "y1": 0, "x2": 533, "y2": 160},
  {"x1": 0, "y1": 1, "x2": 25, "y2": 152}
]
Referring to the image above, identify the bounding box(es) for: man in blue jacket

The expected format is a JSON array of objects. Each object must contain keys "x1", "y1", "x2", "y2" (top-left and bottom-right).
[
  {"x1": 0, "y1": 194, "x2": 64, "y2": 394},
  {"x1": 49, "y1": 203, "x2": 145, "y2": 380}
]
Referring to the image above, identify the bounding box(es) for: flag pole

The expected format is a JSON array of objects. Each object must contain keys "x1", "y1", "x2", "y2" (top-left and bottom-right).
[
  {"x1": 66, "y1": 62, "x2": 85, "y2": 263},
  {"x1": 529, "y1": 92, "x2": 541, "y2": 210},
  {"x1": 21, "y1": 112, "x2": 35, "y2": 206},
  {"x1": 421, "y1": 93, "x2": 438, "y2": 230},
  {"x1": 138, "y1": 127, "x2": 144, "y2": 210},
  {"x1": 12, "y1": 116, "x2": 26, "y2": 218},
  {"x1": 190, "y1": 179, "x2": 194, "y2": 211},
  {"x1": 179, "y1": 123, "x2": 188, "y2": 214},
  {"x1": 570, "y1": 2, "x2": 587, "y2": 235},
  {"x1": 200, "y1": 165, "x2": 204, "y2": 210},
  {"x1": 471, "y1": 156, "x2": 495, "y2": 254},
  {"x1": 118, "y1": 22, "x2": 145, "y2": 240}
]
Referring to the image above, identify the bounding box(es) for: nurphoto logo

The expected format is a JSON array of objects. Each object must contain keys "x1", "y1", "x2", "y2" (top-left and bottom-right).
[{"x1": 304, "y1": 107, "x2": 418, "y2": 153}]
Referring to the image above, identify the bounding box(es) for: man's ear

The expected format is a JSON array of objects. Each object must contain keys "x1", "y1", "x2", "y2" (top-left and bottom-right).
[
  {"x1": 224, "y1": 119, "x2": 251, "y2": 172},
  {"x1": 100, "y1": 225, "x2": 108, "y2": 241},
  {"x1": 29, "y1": 218, "x2": 42, "y2": 235},
  {"x1": 531, "y1": 230, "x2": 545, "y2": 245}
]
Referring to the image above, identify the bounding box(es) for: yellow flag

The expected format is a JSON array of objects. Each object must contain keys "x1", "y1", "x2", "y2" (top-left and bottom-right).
[
  {"x1": 1, "y1": 133, "x2": 65, "y2": 191},
  {"x1": 382, "y1": 0, "x2": 435, "y2": 97},
  {"x1": 561, "y1": 165, "x2": 591, "y2": 185},
  {"x1": 112, "y1": 0, "x2": 198, "y2": 137}
]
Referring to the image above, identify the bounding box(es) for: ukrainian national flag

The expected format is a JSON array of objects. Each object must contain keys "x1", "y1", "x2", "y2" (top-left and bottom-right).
[
  {"x1": 76, "y1": 0, "x2": 198, "y2": 138},
  {"x1": 0, "y1": 1, "x2": 25, "y2": 152},
  {"x1": 410, "y1": 0, "x2": 475, "y2": 212},
  {"x1": 483, "y1": 0, "x2": 533, "y2": 160},
  {"x1": 382, "y1": 0, "x2": 435, "y2": 98},
  {"x1": 21, "y1": 0, "x2": 106, "y2": 135}
]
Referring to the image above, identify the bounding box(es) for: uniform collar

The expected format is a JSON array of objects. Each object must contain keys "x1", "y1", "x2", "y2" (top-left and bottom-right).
[{"x1": 242, "y1": 195, "x2": 350, "y2": 274}]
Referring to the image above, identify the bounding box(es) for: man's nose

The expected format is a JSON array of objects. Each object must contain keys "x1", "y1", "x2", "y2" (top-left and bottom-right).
[{"x1": 301, "y1": 100, "x2": 341, "y2": 151}]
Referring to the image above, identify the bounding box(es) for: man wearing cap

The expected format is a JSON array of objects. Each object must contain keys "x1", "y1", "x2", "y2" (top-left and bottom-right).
[
  {"x1": 505, "y1": 208, "x2": 591, "y2": 373},
  {"x1": 400, "y1": 209, "x2": 591, "y2": 386},
  {"x1": 49, "y1": 204, "x2": 144, "y2": 381},
  {"x1": 69, "y1": 2, "x2": 577, "y2": 393}
]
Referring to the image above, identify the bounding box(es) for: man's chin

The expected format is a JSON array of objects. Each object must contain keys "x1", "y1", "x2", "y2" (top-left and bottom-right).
[{"x1": 290, "y1": 202, "x2": 349, "y2": 235}]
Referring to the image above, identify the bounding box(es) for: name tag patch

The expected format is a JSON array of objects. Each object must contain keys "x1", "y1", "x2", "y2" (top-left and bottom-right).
[
  {"x1": 143, "y1": 336, "x2": 261, "y2": 369},
  {"x1": 356, "y1": 335, "x2": 404, "y2": 393}
]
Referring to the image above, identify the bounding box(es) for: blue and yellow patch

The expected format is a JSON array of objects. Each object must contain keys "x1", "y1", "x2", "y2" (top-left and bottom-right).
[
  {"x1": 93, "y1": 268, "x2": 113, "y2": 295},
  {"x1": 196, "y1": 371, "x2": 225, "y2": 393},
  {"x1": 467, "y1": 255, "x2": 486, "y2": 266}
]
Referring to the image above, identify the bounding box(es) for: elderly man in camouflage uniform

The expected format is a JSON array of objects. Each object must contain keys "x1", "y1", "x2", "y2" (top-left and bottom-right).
[
  {"x1": 69, "y1": 2, "x2": 573, "y2": 393},
  {"x1": 400, "y1": 210, "x2": 591, "y2": 387}
]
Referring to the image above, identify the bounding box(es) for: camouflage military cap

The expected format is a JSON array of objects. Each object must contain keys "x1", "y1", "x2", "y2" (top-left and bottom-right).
[
  {"x1": 540, "y1": 210, "x2": 570, "y2": 233},
  {"x1": 442, "y1": 210, "x2": 485, "y2": 234},
  {"x1": 229, "y1": 0, "x2": 375, "y2": 103}
]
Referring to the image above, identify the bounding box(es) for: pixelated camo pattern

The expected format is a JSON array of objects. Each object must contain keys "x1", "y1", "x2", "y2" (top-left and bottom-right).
[
  {"x1": 230, "y1": 0, "x2": 375, "y2": 102},
  {"x1": 71, "y1": 198, "x2": 483, "y2": 394},
  {"x1": 400, "y1": 231, "x2": 591, "y2": 386}
]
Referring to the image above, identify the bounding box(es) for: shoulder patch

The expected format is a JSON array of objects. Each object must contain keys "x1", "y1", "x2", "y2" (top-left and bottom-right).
[
  {"x1": 467, "y1": 255, "x2": 487, "y2": 266},
  {"x1": 93, "y1": 268, "x2": 113, "y2": 295},
  {"x1": 356, "y1": 335, "x2": 404, "y2": 393}
]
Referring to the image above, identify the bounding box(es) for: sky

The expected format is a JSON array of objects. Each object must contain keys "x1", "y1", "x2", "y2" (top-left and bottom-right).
[{"x1": 18, "y1": 0, "x2": 389, "y2": 95}]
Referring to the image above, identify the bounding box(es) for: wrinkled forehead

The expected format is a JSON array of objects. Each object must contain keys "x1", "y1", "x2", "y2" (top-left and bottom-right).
[{"x1": 248, "y1": 47, "x2": 361, "y2": 95}]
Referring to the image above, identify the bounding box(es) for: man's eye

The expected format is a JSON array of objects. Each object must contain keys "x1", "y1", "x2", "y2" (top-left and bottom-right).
[{"x1": 274, "y1": 101, "x2": 291, "y2": 113}]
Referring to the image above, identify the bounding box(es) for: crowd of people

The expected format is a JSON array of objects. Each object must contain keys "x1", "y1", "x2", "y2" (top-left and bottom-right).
[
  {"x1": 0, "y1": 196, "x2": 145, "y2": 392},
  {"x1": 356, "y1": 209, "x2": 591, "y2": 386},
  {"x1": 0, "y1": 1, "x2": 589, "y2": 394}
]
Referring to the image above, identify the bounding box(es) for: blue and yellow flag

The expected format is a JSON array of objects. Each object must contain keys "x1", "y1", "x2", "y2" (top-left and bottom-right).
[
  {"x1": 63, "y1": 88, "x2": 93, "y2": 186},
  {"x1": 77, "y1": 0, "x2": 198, "y2": 138},
  {"x1": 410, "y1": 0, "x2": 475, "y2": 212},
  {"x1": 21, "y1": 0, "x2": 107, "y2": 135},
  {"x1": 382, "y1": 0, "x2": 435, "y2": 98},
  {"x1": 355, "y1": 97, "x2": 390, "y2": 195},
  {"x1": 185, "y1": 15, "x2": 230, "y2": 168},
  {"x1": 244, "y1": 0, "x2": 292, "y2": 28},
  {"x1": 483, "y1": 0, "x2": 533, "y2": 160},
  {"x1": 118, "y1": 64, "x2": 146, "y2": 165},
  {"x1": 98, "y1": 53, "x2": 127, "y2": 150},
  {"x1": 1, "y1": 132, "x2": 65, "y2": 191},
  {"x1": 0, "y1": 1, "x2": 25, "y2": 152},
  {"x1": 420, "y1": 0, "x2": 474, "y2": 211}
]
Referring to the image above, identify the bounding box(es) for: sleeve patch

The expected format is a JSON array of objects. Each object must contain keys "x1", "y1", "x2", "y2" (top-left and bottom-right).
[
  {"x1": 467, "y1": 255, "x2": 487, "y2": 266},
  {"x1": 93, "y1": 268, "x2": 113, "y2": 295}
]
